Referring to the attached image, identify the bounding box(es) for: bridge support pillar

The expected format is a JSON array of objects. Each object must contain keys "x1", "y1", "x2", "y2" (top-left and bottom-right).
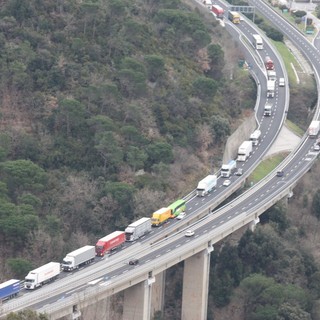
[
  {"x1": 249, "y1": 217, "x2": 260, "y2": 232},
  {"x1": 181, "y1": 245, "x2": 213, "y2": 320},
  {"x1": 151, "y1": 270, "x2": 166, "y2": 317},
  {"x1": 123, "y1": 276, "x2": 155, "y2": 320}
]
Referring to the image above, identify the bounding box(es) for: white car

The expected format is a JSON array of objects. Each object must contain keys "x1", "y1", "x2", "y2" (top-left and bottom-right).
[
  {"x1": 185, "y1": 230, "x2": 195, "y2": 237},
  {"x1": 314, "y1": 144, "x2": 320, "y2": 151},
  {"x1": 176, "y1": 212, "x2": 186, "y2": 220},
  {"x1": 279, "y1": 77, "x2": 285, "y2": 87},
  {"x1": 223, "y1": 179, "x2": 231, "y2": 187}
]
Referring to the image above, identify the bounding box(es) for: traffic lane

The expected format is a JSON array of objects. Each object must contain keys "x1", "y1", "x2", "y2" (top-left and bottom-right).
[{"x1": 249, "y1": 0, "x2": 320, "y2": 70}]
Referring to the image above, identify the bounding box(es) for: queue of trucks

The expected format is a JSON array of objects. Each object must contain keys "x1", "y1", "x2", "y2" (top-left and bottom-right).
[
  {"x1": 125, "y1": 217, "x2": 152, "y2": 241},
  {"x1": 221, "y1": 160, "x2": 237, "y2": 178},
  {"x1": 61, "y1": 245, "x2": 95, "y2": 271}
]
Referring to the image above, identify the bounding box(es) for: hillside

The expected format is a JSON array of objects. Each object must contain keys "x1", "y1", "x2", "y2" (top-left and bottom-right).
[{"x1": 0, "y1": 0, "x2": 255, "y2": 278}]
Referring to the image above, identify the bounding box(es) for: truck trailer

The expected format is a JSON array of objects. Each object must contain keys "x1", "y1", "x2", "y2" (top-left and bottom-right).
[
  {"x1": 151, "y1": 207, "x2": 171, "y2": 227},
  {"x1": 228, "y1": 11, "x2": 240, "y2": 24},
  {"x1": 125, "y1": 217, "x2": 152, "y2": 241},
  {"x1": 250, "y1": 130, "x2": 261, "y2": 146},
  {"x1": 221, "y1": 160, "x2": 237, "y2": 178},
  {"x1": 211, "y1": 5, "x2": 224, "y2": 19},
  {"x1": 308, "y1": 121, "x2": 320, "y2": 137},
  {"x1": 0, "y1": 279, "x2": 20, "y2": 302},
  {"x1": 265, "y1": 56, "x2": 274, "y2": 70},
  {"x1": 252, "y1": 34, "x2": 263, "y2": 50},
  {"x1": 264, "y1": 102, "x2": 272, "y2": 116},
  {"x1": 95, "y1": 231, "x2": 125, "y2": 257},
  {"x1": 196, "y1": 174, "x2": 217, "y2": 197},
  {"x1": 267, "y1": 80, "x2": 275, "y2": 98},
  {"x1": 24, "y1": 262, "x2": 60, "y2": 290},
  {"x1": 267, "y1": 70, "x2": 277, "y2": 81},
  {"x1": 237, "y1": 141, "x2": 253, "y2": 161},
  {"x1": 62, "y1": 245, "x2": 95, "y2": 271}
]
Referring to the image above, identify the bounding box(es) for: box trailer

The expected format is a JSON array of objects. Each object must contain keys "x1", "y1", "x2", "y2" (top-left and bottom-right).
[
  {"x1": 267, "y1": 70, "x2": 277, "y2": 81},
  {"x1": 237, "y1": 141, "x2": 253, "y2": 161},
  {"x1": 253, "y1": 34, "x2": 263, "y2": 50},
  {"x1": 24, "y1": 262, "x2": 60, "y2": 290},
  {"x1": 264, "y1": 102, "x2": 272, "y2": 116},
  {"x1": 308, "y1": 121, "x2": 320, "y2": 137},
  {"x1": 196, "y1": 175, "x2": 217, "y2": 197},
  {"x1": 211, "y1": 5, "x2": 224, "y2": 19},
  {"x1": 0, "y1": 279, "x2": 20, "y2": 302},
  {"x1": 125, "y1": 217, "x2": 152, "y2": 241},
  {"x1": 62, "y1": 245, "x2": 95, "y2": 271},
  {"x1": 95, "y1": 231, "x2": 125, "y2": 257},
  {"x1": 267, "y1": 80, "x2": 276, "y2": 98},
  {"x1": 250, "y1": 130, "x2": 261, "y2": 146},
  {"x1": 151, "y1": 207, "x2": 171, "y2": 227},
  {"x1": 221, "y1": 160, "x2": 237, "y2": 178}
]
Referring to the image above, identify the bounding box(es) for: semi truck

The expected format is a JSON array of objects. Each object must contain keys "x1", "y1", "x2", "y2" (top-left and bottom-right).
[
  {"x1": 237, "y1": 141, "x2": 253, "y2": 161},
  {"x1": 24, "y1": 262, "x2": 60, "y2": 290},
  {"x1": 95, "y1": 231, "x2": 125, "y2": 257},
  {"x1": 267, "y1": 80, "x2": 275, "y2": 98},
  {"x1": 250, "y1": 130, "x2": 261, "y2": 146},
  {"x1": 308, "y1": 121, "x2": 320, "y2": 137},
  {"x1": 228, "y1": 11, "x2": 240, "y2": 24},
  {"x1": 0, "y1": 279, "x2": 20, "y2": 302},
  {"x1": 264, "y1": 102, "x2": 272, "y2": 116},
  {"x1": 151, "y1": 207, "x2": 171, "y2": 226},
  {"x1": 265, "y1": 56, "x2": 274, "y2": 70},
  {"x1": 196, "y1": 174, "x2": 217, "y2": 197},
  {"x1": 267, "y1": 70, "x2": 277, "y2": 81},
  {"x1": 221, "y1": 160, "x2": 237, "y2": 178},
  {"x1": 252, "y1": 34, "x2": 263, "y2": 50},
  {"x1": 211, "y1": 5, "x2": 224, "y2": 19},
  {"x1": 62, "y1": 245, "x2": 95, "y2": 271},
  {"x1": 125, "y1": 217, "x2": 152, "y2": 241}
]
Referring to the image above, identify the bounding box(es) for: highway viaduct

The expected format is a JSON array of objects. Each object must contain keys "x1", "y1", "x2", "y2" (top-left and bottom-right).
[{"x1": 2, "y1": 1, "x2": 320, "y2": 319}]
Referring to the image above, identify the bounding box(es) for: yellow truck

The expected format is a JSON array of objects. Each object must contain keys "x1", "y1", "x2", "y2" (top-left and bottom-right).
[{"x1": 151, "y1": 207, "x2": 171, "y2": 227}]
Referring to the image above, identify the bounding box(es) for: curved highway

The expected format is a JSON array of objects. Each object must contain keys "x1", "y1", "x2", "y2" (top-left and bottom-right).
[{"x1": 1, "y1": 1, "x2": 316, "y2": 318}]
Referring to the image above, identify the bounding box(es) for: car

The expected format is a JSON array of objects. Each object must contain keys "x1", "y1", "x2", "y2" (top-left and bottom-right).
[
  {"x1": 279, "y1": 77, "x2": 285, "y2": 87},
  {"x1": 314, "y1": 144, "x2": 320, "y2": 151},
  {"x1": 176, "y1": 212, "x2": 186, "y2": 220},
  {"x1": 223, "y1": 179, "x2": 231, "y2": 186},
  {"x1": 185, "y1": 230, "x2": 195, "y2": 237},
  {"x1": 129, "y1": 259, "x2": 139, "y2": 265},
  {"x1": 235, "y1": 169, "x2": 243, "y2": 176},
  {"x1": 276, "y1": 170, "x2": 284, "y2": 177}
]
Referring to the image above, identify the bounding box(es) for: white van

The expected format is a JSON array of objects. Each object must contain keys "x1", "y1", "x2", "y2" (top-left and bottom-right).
[{"x1": 279, "y1": 77, "x2": 285, "y2": 87}]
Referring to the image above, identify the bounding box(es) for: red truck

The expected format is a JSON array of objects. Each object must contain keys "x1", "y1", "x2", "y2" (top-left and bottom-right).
[
  {"x1": 264, "y1": 56, "x2": 274, "y2": 70},
  {"x1": 211, "y1": 5, "x2": 224, "y2": 19},
  {"x1": 95, "y1": 231, "x2": 125, "y2": 257}
]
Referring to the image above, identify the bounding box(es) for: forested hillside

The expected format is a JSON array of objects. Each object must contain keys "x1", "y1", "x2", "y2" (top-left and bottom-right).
[{"x1": 0, "y1": 0, "x2": 255, "y2": 278}]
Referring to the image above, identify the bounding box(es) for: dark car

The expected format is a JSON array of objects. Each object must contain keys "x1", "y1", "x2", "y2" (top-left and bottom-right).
[
  {"x1": 129, "y1": 259, "x2": 139, "y2": 265},
  {"x1": 276, "y1": 170, "x2": 284, "y2": 177}
]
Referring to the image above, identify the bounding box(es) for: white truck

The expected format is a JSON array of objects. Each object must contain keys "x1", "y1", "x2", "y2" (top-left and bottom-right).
[
  {"x1": 267, "y1": 70, "x2": 277, "y2": 81},
  {"x1": 196, "y1": 174, "x2": 217, "y2": 197},
  {"x1": 264, "y1": 102, "x2": 272, "y2": 116},
  {"x1": 253, "y1": 34, "x2": 263, "y2": 50},
  {"x1": 221, "y1": 160, "x2": 237, "y2": 178},
  {"x1": 250, "y1": 130, "x2": 261, "y2": 146},
  {"x1": 267, "y1": 80, "x2": 276, "y2": 98},
  {"x1": 237, "y1": 141, "x2": 253, "y2": 161},
  {"x1": 308, "y1": 121, "x2": 320, "y2": 137},
  {"x1": 62, "y1": 245, "x2": 95, "y2": 271},
  {"x1": 24, "y1": 262, "x2": 60, "y2": 290},
  {"x1": 125, "y1": 217, "x2": 152, "y2": 241}
]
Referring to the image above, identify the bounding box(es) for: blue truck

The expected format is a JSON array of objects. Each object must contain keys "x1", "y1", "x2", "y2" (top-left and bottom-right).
[{"x1": 0, "y1": 279, "x2": 20, "y2": 302}]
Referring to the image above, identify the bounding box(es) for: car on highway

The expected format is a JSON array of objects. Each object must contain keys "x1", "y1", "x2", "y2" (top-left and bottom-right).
[
  {"x1": 185, "y1": 230, "x2": 195, "y2": 237},
  {"x1": 223, "y1": 179, "x2": 231, "y2": 187},
  {"x1": 276, "y1": 170, "x2": 284, "y2": 177},
  {"x1": 279, "y1": 77, "x2": 285, "y2": 87},
  {"x1": 176, "y1": 212, "x2": 186, "y2": 220},
  {"x1": 129, "y1": 259, "x2": 139, "y2": 265},
  {"x1": 235, "y1": 168, "x2": 243, "y2": 176},
  {"x1": 314, "y1": 144, "x2": 320, "y2": 151}
]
